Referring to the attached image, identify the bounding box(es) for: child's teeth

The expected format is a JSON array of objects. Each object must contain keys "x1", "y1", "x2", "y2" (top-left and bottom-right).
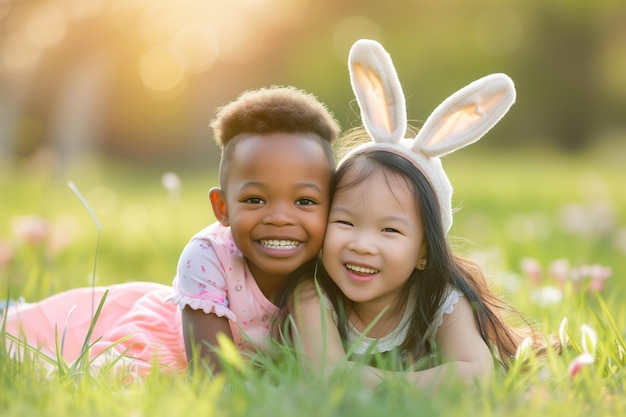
[
  {"x1": 346, "y1": 264, "x2": 378, "y2": 274},
  {"x1": 261, "y1": 240, "x2": 299, "y2": 249}
]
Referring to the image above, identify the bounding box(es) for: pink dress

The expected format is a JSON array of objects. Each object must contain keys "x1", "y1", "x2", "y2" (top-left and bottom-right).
[
  {"x1": 4, "y1": 282, "x2": 184, "y2": 376},
  {"x1": 3, "y1": 222, "x2": 279, "y2": 376}
]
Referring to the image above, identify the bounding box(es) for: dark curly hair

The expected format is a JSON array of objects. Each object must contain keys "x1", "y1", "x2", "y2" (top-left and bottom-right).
[{"x1": 210, "y1": 86, "x2": 340, "y2": 188}]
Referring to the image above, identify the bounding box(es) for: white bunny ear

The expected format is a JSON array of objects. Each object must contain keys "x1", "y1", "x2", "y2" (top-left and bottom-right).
[
  {"x1": 413, "y1": 73, "x2": 516, "y2": 157},
  {"x1": 349, "y1": 39, "x2": 407, "y2": 143}
]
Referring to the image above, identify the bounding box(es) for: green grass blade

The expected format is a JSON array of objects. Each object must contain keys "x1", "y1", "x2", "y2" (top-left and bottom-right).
[
  {"x1": 67, "y1": 181, "x2": 102, "y2": 315},
  {"x1": 3, "y1": 332, "x2": 60, "y2": 367},
  {"x1": 67, "y1": 181, "x2": 102, "y2": 231},
  {"x1": 74, "y1": 289, "x2": 109, "y2": 369},
  {"x1": 53, "y1": 324, "x2": 68, "y2": 377},
  {"x1": 593, "y1": 291, "x2": 625, "y2": 348},
  {"x1": 59, "y1": 304, "x2": 77, "y2": 356}
]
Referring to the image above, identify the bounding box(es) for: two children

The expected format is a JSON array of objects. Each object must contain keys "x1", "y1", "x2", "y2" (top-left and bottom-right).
[{"x1": 4, "y1": 39, "x2": 539, "y2": 389}]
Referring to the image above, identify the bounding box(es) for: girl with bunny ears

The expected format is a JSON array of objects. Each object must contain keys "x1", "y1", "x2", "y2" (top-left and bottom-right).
[{"x1": 274, "y1": 39, "x2": 540, "y2": 389}]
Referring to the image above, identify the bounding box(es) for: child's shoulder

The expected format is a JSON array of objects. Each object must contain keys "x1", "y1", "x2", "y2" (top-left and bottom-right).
[
  {"x1": 429, "y1": 286, "x2": 465, "y2": 332},
  {"x1": 185, "y1": 222, "x2": 240, "y2": 258},
  {"x1": 441, "y1": 286, "x2": 464, "y2": 313},
  {"x1": 190, "y1": 222, "x2": 233, "y2": 243},
  {"x1": 294, "y1": 279, "x2": 321, "y2": 301}
]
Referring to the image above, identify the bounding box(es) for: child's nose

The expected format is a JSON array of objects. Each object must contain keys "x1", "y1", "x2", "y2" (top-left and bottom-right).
[
  {"x1": 263, "y1": 203, "x2": 295, "y2": 226},
  {"x1": 346, "y1": 232, "x2": 378, "y2": 255}
]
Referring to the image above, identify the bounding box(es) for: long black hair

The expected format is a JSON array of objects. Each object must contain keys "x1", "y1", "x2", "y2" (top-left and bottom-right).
[{"x1": 315, "y1": 149, "x2": 526, "y2": 367}]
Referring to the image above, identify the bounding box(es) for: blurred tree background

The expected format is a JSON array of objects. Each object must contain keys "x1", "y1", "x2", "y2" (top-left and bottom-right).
[{"x1": 0, "y1": 0, "x2": 625, "y2": 173}]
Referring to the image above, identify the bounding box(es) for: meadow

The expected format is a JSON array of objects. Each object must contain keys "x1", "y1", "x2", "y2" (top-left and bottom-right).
[{"x1": 1, "y1": 144, "x2": 625, "y2": 417}]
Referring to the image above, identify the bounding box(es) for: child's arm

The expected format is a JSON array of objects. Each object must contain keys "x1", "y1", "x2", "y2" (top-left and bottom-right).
[
  {"x1": 292, "y1": 282, "x2": 349, "y2": 368},
  {"x1": 293, "y1": 282, "x2": 399, "y2": 388},
  {"x1": 294, "y1": 283, "x2": 493, "y2": 390},
  {"x1": 431, "y1": 295, "x2": 495, "y2": 375},
  {"x1": 182, "y1": 306, "x2": 233, "y2": 373},
  {"x1": 405, "y1": 295, "x2": 494, "y2": 389}
]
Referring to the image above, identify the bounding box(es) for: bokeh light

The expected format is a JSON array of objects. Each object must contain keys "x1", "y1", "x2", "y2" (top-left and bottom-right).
[
  {"x1": 137, "y1": 3, "x2": 185, "y2": 45},
  {"x1": 207, "y1": 10, "x2": 258, "y2": 64},
  {"x1": 26, "y1": 4, "x2": 67, "y2": 50},
  {"x1": 0, "y1": 0, "x2": 624, "y2": 164},
  {"x1": 139, "y1": 46, "x2": 186, "y2": 93},
  {"x1": 1, "y1": 36, "x2": 41, "y2": 76},
  {"x1": 174, "y1": 25, "x2": 220, "y2": 74},
  {"x1": 63, "y1": 0, "x2": 106, "y2": 20}
]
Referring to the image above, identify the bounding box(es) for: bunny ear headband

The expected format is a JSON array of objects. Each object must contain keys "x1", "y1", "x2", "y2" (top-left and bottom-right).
[{"x1": 343, "y1": 39, "x2": 516, "y2": 233}]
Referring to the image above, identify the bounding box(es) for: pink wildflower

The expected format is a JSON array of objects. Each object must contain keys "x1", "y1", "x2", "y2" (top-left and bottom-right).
[
  {"x1": 12, "y1": 216, "x2": 49, "y2": 246},
  {"x1": 548, "y1": 258, "x2": 570, "y2": 284},
  {"x1": 568, "y1": 353, "x2": 594, "y2": 378},
  {"x1": 588, "y1": 264, "x2": 612, "y2": 292},
  {"x1": 568, "y1": 264, "x2": 612, "y2": 293},
  {"x1": 520, "y1": 257, "x2": 542, "y2": 286}
]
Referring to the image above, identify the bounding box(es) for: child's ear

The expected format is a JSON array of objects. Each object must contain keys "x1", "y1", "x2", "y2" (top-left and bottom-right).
[
  {"x1": 209, "y1": 187, "x2": 230, "y2": 227},
  {"x1": 416, "y1": 245, "x2": 428, "y2": 270}
]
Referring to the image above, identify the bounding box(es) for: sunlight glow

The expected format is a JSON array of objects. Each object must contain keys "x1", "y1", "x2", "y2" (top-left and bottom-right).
[
  {"x1": 1, "y1": 36, "x2": 41, "y2": 75},
  {"x1": 137, "y1": 4, "x2": 185, "y2": 45},
  {"x1": 0, "y1": 0, "x2": 312, "y2": 82},
  {"x1": 63, "y1": 0, "x2": 106, "y2": 19},
  {"x1": 236, "y1": 0, "x2": 310, "y2": 28},
  {"x1": 139, "y1": 46, "x2": 186, "y2": 92},
  {"x1": 26, "y1": 4, "x2": 67, "y2": 49},
  {"x1": 174, "y1": 25, "x2": 220, "y2": 74},
  {"x1": 206, "y1": 10, "x2": 255, "y2": 63}
]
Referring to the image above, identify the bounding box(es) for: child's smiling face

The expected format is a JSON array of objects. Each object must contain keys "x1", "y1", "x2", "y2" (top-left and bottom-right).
[
  {"x1": 213, "y1": 132, "x2": 332, "y2": 293},
  {"x1": 323, "y1": 166, "x2": 426, "y2": 312}
]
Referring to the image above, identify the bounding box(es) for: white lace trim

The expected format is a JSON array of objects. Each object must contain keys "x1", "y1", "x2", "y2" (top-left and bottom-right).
[
  {"x1": 347, "y1": 288, "x2": 463, "y2": 355},
  {"x1": 166, "y1": 293, "x2": 236, "y2": 322},
  {"x1": 429, "y1": 287, "x2": 461, "y2": 334}
]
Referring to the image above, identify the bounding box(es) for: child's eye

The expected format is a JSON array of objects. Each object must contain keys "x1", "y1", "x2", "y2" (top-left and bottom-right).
[
  {"x1": 295, "y1": 198, "x2": 317, "y2": 206},
  {"x1": 243, "y1": 197, "x2": 265, "y2": 204},
  {"x1": 335, "y1": 220, "x2": 353, "y2": 227},
  {"x1": 382, "y1": 227, "x2": 400, "y2": 233}
]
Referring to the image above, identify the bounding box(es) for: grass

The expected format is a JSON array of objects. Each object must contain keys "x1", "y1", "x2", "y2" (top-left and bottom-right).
[{"x1": 1, "y1": 146, "x2": 626, "y2": 416}]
